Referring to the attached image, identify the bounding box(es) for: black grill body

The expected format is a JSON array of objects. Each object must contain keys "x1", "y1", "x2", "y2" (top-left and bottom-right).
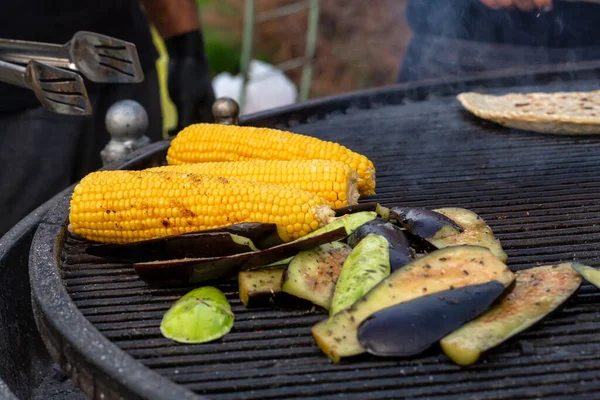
[{"x1": 30, "y1": 64, "x2": 600, "y2": 400}]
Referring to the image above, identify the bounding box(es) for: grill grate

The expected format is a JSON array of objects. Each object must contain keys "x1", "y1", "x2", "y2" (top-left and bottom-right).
[{"x1": 58, "y1": 78, "x2": 600, "y2": 399}]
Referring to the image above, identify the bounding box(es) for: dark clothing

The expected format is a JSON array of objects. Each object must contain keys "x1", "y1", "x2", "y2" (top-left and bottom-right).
[
  {"x1": 400, "y1": 0, "x2": 600, "y2": 82},
  {"x1": 0, "y1": 1, "x2": 162, "y2": 236},
  {"x1": 0, "y1": 1, "x2": 159, "y2": 113},
  {"x1": 406, "y1": 0, "x2": 600, "y2": 48},
  {"x1": 0, "y1": 69, "x2": 162, "y2": 237}
]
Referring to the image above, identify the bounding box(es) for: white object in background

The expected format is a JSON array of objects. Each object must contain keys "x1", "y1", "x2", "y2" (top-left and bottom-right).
[{"x1": 212, "y1": 60, "x2": 298, "y2": 116}]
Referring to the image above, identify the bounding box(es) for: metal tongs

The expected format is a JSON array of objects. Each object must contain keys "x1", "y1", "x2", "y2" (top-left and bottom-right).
[
  {"x1": 0, "y1": 59, "x2": 91, "y2": 115},
  {"x1": 0, "y1": 31, "x2": 144, "y2": 115}
]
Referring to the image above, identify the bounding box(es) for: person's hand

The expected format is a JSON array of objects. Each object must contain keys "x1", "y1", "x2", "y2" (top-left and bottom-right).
[
  {"x1": 479, "y1": 0, "x2": 553, "y2": 11},
  {"x1": 166, "y1": 30, "x2": 216, "y2": 131}
]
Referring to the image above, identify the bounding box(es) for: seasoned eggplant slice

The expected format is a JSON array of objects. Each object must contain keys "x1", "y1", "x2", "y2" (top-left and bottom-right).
[
  {"x1": 201, "y1": 222, "x2": 285, "y2": 249},
  {"x1": 86, "y1": 232, "x2": 258, "y2": 263},
  {"x1": 347, "y1": 219, "x2": 414, "y2": 272},
  {"x1": 441, "y1": 263, "x2": 582, "y2": 366},
  {"x1": 335, "y1": 203, "x2": 390, "y2": 219},
  {"x1": 390, "y1": 207, "x2": 463, "y2": 238},
  {"x1": 571, "y1": 263, "x2": 600, "y2": 290},
  {"x1": 239, "y1": 268, "x2": 286, "y2": 308},
  {"x1": 311, "y1": 245, "x2": 515, "y2": 362},
  {"x1": 281, "y1": 242, "x2": 352, "y2": 309},
  {"x1": 357, "y1": 281, "x2": 506, "y2": 357},
  {"x1": 87, "y1": 222, "x2": 283, "y2": 262},
  {"x1": 304, "y1": 211, "x2": 377, "y2": 239},
  {"x1": 429, "y1": 208, "x2": 507, "y2": 263},
  {"x1": 330, "y1": 234, "x2": 391, "y2": 315},
  {"x1": 135, "y1": 227, "x2": 348, "y2": 286}
]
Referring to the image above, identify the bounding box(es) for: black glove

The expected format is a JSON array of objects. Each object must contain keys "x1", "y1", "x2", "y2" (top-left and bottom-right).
[{"x1": 166, "y1": 30, "x2": 216, "y2": 132}]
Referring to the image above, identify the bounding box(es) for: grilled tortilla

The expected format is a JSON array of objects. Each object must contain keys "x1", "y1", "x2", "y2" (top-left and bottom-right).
[{"x1": 457, "y1": 90, "x2": 600, "y2": 135}]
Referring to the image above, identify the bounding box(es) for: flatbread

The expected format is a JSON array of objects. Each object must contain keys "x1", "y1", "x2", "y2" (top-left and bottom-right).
[{"x1": 457, "y1": 90, "x2": 600, "y2": 135}]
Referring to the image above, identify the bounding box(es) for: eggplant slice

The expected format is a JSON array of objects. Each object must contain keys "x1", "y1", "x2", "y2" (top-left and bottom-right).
[
  {"x1": 334, "y1": 202, "x2": 390, "y2": 219},
  {"x1": 281, "y1": 241, "x2": 352, "y2": 309},
  {"x1": 329, "y1": 234, "x2": 391, "y2": 316},
  {"x1": 390, "y1": 207, "x2": 463, "y2": 238},
  {"x1": 135, "y1": 227, "x2": 348, "y2": 286},
  {"x1": 347, "y1": 218, "x2": 414, "y2": 272},
  {"x1": 303, "y1": 211, "x2": 377, "y2": 239},
  {"x1": 441, "y1": 263, "x2": 582, "y2": 366},
  {"x1": 201, "y1": 222, "x2": 285, "y2": 249},
  {"x1": 86, "y1": 231, "x2": 259, "y2": 263},
  {"x1": 571, "y1": 263, "x2": 600, "y2": 290},
  {"x1": 429, "y1": 208, "x2": 507, "y2": 263},
  {"x1": 311, "y1": 245, "x2": 515, "y2": 362},
  {"x1": 357, "y1": 281, "x2": 507, "y2": 357},
  {"x1": 238, "y1": 268, "x2": 286, "y2": 308}
]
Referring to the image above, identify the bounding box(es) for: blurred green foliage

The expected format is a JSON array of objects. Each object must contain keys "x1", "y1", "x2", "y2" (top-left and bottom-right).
[
  {"x1": 196, "y1": 0, "x2": 270, "y2": 76},
  {"x1": 197, "y1": 0, "x2": 241, "y2": 76},
  {"x1": 204, "y1": 30, "x2": 241, "y2": 76}
]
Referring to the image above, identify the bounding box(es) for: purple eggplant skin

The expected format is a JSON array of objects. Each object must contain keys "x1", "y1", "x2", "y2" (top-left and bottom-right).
[
  {"x1": 334, "y1": 203, "x2": 389, "y2": 219},
  {"x1": 357, "y1": 280, "x2": 506, "y2": 358},
  {"x1": 390, "y1": 207, "x2": 463, "y2": 239},
  {"x1": 404, "y1": 232, "x2": 439, "y2": 255},
  {"x1": 134, "y1": 227, "x2": 348, "y2": 286},
  {"x1": 86, "y1": 232, "x2": 257, "y2": 263},
  {"x1": 198, "y1": 222, "x2": 284, "y2": 249},
  {"x1": 347, "y1": 219, "x2": 414, "y2": 272}
]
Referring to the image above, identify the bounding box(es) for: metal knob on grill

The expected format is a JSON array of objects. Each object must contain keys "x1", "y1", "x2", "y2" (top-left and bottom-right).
[
  {"x1": 101, "y1": 99, "x2": 151, "y2": 166},
  {"x1": 212, "y1": 97, "x2": 240, "y2": 125}
]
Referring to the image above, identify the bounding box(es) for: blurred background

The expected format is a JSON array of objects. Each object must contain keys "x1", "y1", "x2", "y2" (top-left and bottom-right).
[{"x1": 153, "y1": 0, "x2": 411, "y2": 133}]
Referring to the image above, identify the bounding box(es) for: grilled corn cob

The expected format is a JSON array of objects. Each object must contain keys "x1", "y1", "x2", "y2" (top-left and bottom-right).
[
  {"x1": 166, "y1": 123, "x2": 376, "y2": 196},
  {"x1": 149, "y1": 159, "x2": 359, "y2": 209},
  {"x1": 69, "y1": 170, "x2": 335, "y2": 244}
]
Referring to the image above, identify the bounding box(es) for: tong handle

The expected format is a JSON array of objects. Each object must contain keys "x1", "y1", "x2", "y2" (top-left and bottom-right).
[
  {"x1": 0, "y1": 39, "x2": 69, "y2": 69},
  {"x1": 0, "y1": 59, "x2": 27, "y2": 88}
]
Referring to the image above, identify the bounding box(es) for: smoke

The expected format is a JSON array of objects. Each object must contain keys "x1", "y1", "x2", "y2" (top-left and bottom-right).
[{"x1": 398, "y1": 0, "x2": 600, "y2": 84}]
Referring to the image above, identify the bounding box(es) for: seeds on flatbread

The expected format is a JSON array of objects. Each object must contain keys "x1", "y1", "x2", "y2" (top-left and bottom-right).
[{"x1": 457, "y1": 91, "x2": 600, "y2": 135}]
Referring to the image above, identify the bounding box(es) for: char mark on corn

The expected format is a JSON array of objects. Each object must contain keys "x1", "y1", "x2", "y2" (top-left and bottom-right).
[
  {"x1": 150, "y1": 159, "x2": 359, "y2": 209},
  {"x1": 166, "y1": 123, "x2": 376, "y2": 196},
  {"x1": 69, "y1": 170, "x2": 335, "y2": 244}
]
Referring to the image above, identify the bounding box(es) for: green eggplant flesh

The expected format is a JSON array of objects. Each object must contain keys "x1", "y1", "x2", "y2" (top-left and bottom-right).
[
  {"x1": 281, "y1": 241, "x2": 352, "y2": 309},
  {"x1": 160, "y1": 286, "x2": 234, "y2": 344},
  {"x1": 329, "y1": 234, "x2": 391, "y2": 316},
  {"x1": 311, "y1": 245, "x2": 515, "y2": 362},
  {"x1": 303, "y1": 211, "x2": 377, "y2": 240},
  {"x1": 200, "y1": 222, "x2": 285, "y2": 249},
  {"x1": 441, "y1": 263, "x2": 582, "y2": 366},
  {"x1": 134, "y1": 227, "x2": 348, "y2": 286},
  {"x1": 347, "y1": 218, "x2": 414, "y2": 272},
  {"x1": 571, "y1": 264, "x2": 600, "y2": 290}
]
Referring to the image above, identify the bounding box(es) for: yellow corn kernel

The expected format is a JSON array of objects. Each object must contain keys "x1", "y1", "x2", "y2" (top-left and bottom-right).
[
  {"x1": 166, "y1": 123, "x2": 376, "y2": 196},
  {"x1": 69, "y1": 170, "x2": 335, "y2": 244},
  {"x1": 149, "y1": 159, "x2": 359, "y2": 208}
]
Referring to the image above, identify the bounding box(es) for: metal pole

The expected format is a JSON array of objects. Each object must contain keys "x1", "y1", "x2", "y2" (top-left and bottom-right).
[
  {"x1": 239, "y1": 0, "x2": 255, "y2": 112},
  {"x1": 299, "y1": 0, "x2": 319, "y2": 102}
]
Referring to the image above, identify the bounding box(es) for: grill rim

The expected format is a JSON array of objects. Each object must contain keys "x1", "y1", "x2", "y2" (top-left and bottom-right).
[
  {"x1": 0, "y1": 374, "x2": 17, "y2": 400},
  {"x1": 29, "y1": 170, "x2": 202, "y2": 399},
  {"x1": 28, "y1": 63, "x2": 600, "y2": 400}
]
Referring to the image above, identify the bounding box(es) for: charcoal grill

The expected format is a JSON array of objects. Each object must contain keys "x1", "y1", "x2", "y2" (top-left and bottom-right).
[{"x1": 29, "y1": 62, "x2": 600, "y2": 400}]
